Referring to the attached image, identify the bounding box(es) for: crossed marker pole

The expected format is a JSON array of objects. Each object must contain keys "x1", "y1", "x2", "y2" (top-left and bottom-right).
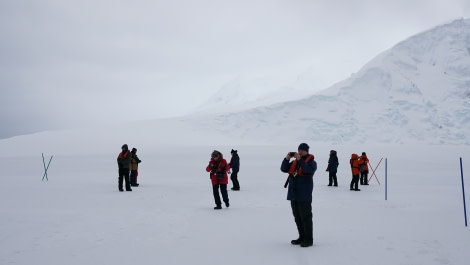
[
  {"x1": 42, "y1": 153, "x2": 53, "y2": 181},
  {"x1": 368, "y1": 157, "x2": 383, "y2": 185}
]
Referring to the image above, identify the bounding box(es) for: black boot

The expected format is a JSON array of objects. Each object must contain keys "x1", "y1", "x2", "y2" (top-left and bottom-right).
[
  {"x1": 291, "y1": 238, "x2": 303, "y2": 245},
  {"x1": 214, "y1": 205, "x2": 222, "y2": 210}
]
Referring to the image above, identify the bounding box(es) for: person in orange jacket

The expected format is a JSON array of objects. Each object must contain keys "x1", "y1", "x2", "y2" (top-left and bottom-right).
[
  {"x1": 349, "y1": 153, "x2": 361, "y2": 191},
  {"x1": 359, "y1": 152, "x2": 369, "y2": 185},
  {"x1": 206, "y1": 150, "x2": 230, "y2": 210}
]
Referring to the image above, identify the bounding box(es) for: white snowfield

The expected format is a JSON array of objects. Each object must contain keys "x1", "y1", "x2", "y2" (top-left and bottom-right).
[{"x1": 0, "y1": 144, "x2": 469, "y2": 265}]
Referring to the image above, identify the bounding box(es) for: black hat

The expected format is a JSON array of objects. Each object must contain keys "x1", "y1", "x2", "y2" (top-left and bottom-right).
[
  {"x1": 298, "y1": 143, "x2": 309, "y2": 152},
  {"x1": 131, "y1": 148, "x2": 137, "y2": 153},
  {"x1": 122, "y1": 144, "x2": 128, "y2": 149},
  {"x1": 231, "y1": 149, "x2": 237, "y2": 154},
  {"x1": 362, "y1": 152, "x2": 366, "y2": 155}
]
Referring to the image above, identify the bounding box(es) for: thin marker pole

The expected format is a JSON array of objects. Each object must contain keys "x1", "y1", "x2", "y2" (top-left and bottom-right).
[
  {"x1": 42, "y1": 153, "x2": 47, "y2": 181},
  {"x1": 460, "y1": 157, "x2": 467, "y2": 227},
  {"x1": 385, "y1": 158, "x2": 388, "y2": 201},
  {"x1": 42, "y1": 153, "x2": 53, "y2": 181}
]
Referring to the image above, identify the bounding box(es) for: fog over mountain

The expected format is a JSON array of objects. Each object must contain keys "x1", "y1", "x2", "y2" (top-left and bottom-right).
[
  {"x1": 185, "y1": 18, "x2": 470, "y2": 145},
  {"x1": 1, "y1": 19, "x2": 470, "y2": 155},
  {"x1": 196, "y1": 66, "x2": 325, "y2": 114}
]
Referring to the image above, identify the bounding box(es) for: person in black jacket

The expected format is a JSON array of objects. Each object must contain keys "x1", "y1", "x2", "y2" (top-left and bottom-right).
[
  {"x1": 228, "y1": 149, "x2": 240, "y2": 191},
  {"x1": 280, "y1": 143, "x2": 317, "y2": 247},
  {"x1": 117, "y1": 144, "x2": 132, "y2": 192},
  {"x1": 326, "y1": 150, "x2": 339, "y2": 186}
]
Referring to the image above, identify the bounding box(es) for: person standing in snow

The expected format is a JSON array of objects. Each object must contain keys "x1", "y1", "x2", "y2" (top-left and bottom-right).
[
  {"x1": 349, "y1": 153, "x2": 361, "y2": 191},
  {"x1": 326, "y1": 150, "x2": 339, "y2": 186},
  {"x1": 117, "y1": 144, "x2": 132, "y2": 192},
  {"x1": 206, "y1": 150, "x2": 230, "y2": 210},
  {"x1": 130, "y1": 147, "x2": 142, "y2": 187},
  {"x1": 359, "y1": 152, "x2": 369, "y2": 185},
  {"x1": 280, "y1": 143, "x2": 317, "y2": 247},
  {"x1": 228, "y1": 149, "x2": 240, "y2": 191}
]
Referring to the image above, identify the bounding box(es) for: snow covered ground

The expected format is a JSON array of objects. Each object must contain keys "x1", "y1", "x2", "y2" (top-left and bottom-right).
[
  {"x1": 1, "y1": 144, "x2": 469, "y2": 265},
  {"x1": 1, "y1": 19, "x2": 469, "y2": 263}
]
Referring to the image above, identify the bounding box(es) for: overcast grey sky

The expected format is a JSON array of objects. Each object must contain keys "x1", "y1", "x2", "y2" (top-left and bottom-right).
[{"x1": 1, "y1": 0, "x2": 469, "y2": 138}]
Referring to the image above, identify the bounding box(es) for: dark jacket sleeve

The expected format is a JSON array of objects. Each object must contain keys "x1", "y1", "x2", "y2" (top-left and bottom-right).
[
  {"x1": 298, "y1": 158, "x2": 317, "y2": 176},
  {"x1": 280, "y1": 158, "x2": 292, "y2": 173},
  {"x1": 206, "y1": 159, "x2": 215, "y2": 173}
]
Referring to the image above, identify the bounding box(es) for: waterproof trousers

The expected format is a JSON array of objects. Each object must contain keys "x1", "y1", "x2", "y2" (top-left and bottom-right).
[
  {"x1": 328, "y1": 171, "x2": 338, "y2": 186},
  {"x1": 230, "y1": 170, "x2": 240, "y2": 190},
  {"x1": 350, "y1": 174, "x2": 360, "y2": 190},
  {"x1": 130, "y1": 170, "x2": 138, "y2": 185},
  {"x1": 360, "y1": 171, "x2": 368, "y2": 185},
  {"x1": 213, "y1": 184, "x2": 229, "y2": 207},
  {"x1": 290, "y1": 200, "x2": 313, "y2": 244},
  {"x1": 118, "y1": 168, "x2": 131, "y2": 191}
]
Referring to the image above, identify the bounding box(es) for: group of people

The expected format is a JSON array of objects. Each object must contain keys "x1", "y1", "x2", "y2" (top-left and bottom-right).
[
  {"x1": 349, "y1": 152, "x2": 370, "y2": 191},
  {"x1": 116, "y1": 144, "x2": 240, "y2": 198},
  {"x1": 116, "y1": 144, "x2": 142, "y2": 192},
  {"x1": 205, "y1": 144, "x2": 371, "y2": 248},
  {"x1": 325, "y1": 150, "x2": 370, "y2": 191},
  {"x1": 116, "y1": 142, "x2": 369, "y2": 249},
  {"x1": 188, "y1": 143, "x2": 317, "y2": 247}
]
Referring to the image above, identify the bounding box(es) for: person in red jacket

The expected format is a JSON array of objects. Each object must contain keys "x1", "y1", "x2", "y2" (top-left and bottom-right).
[
  {"x1": 206, "y1": 150, "x2": 230, "y2": 210},
  {"x1": 349, "y1": 153, "x2": 361, "y2": 191},
  {"x1": 359, "y1": 152, "x2": 369, "y2": 185}
]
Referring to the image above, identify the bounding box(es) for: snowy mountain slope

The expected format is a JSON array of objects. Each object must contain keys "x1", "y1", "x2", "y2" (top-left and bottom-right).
[
  {"x1": 1, "y1": 19, "x2": 469, "y2": 156},
  {"x1": 182, "y1": 18, "x2": 470, "y2": 145}
]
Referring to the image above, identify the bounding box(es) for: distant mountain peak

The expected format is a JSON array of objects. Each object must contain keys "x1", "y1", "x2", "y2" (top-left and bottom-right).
[{"x1": 188, "y1": 18, "x2": 470, "y2": 145}]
